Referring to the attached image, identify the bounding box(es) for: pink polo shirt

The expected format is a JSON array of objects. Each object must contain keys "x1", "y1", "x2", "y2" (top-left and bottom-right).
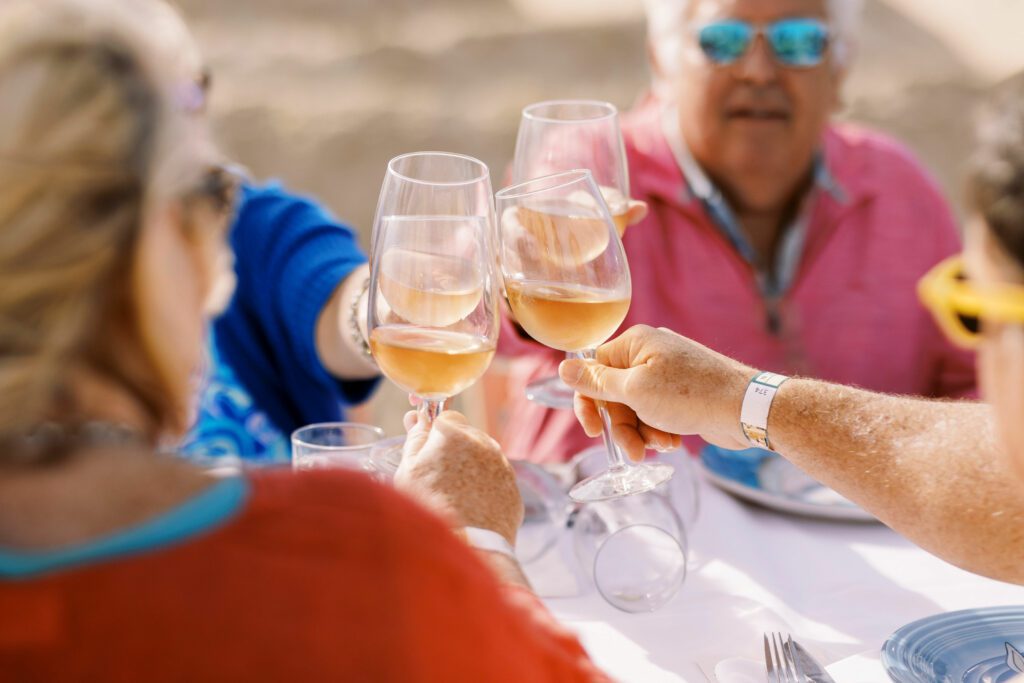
[{"x1": 497, "y1": 98, "x2": 976, "y2": 464}]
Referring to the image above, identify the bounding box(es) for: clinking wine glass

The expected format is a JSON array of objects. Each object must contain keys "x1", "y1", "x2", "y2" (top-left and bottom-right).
[
  {"x1": 367, "y1": 152, "x2": 499, "y2": 433},
  {"x1": 512, "y1": 100, "x2": 633, "y2": 410},
  {"x1": 496, "y1": 169, "x2": 673, "y2": 502}
]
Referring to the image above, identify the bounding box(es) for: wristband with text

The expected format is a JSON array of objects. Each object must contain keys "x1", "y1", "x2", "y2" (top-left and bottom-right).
[{"x1": 739, "y1": 371, "x2": 790, "y2": 451}]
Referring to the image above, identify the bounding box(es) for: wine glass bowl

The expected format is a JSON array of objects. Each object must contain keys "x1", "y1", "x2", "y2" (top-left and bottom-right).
[
  {"x1": 496, "y1": 169, "x2": 673, "y2": 502},
  {"x1": 572, "y1": 489, "x2": 688, "y2": 612},
  {"x1": 513, "y1": 100, "x2": 633, "y2": 408},
  {"x1": 499, "y1": 172, "x2": 630, "y2": 352},
  {"x1": 368, "y1": 152, "x2": 499, "y2": 421},
  {"x1": 515, "y1": 100, "x2": 631, "y2": 236}
]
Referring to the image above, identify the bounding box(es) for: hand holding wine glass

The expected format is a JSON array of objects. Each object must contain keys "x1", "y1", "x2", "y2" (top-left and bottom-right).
[
  {"x1": 395, "y1": 410, "x2": 523, "y2": 546},
  {"x1": 496, "y1": 169, "x2": 673, "y2": 502}
]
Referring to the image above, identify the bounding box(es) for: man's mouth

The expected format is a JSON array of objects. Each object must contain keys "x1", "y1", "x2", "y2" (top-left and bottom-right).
[{"x1": 725, "y1": 107, "x2": 790, "y2": 122}]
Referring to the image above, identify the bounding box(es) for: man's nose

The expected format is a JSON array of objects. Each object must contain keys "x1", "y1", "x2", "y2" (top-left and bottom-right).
[{"x1": 735, "y1": 34, "x2": 779, "y2": 85}]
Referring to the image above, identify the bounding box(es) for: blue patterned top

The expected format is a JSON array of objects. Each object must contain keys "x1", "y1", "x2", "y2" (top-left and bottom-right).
[{"x1": 180, "y1": 332, "x2": 291, "y2": 463}]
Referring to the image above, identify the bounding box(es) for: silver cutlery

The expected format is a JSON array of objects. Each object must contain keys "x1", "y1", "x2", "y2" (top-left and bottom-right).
[
  {"x1": 763, "y1": 632, "x2": 804, "y2": 683},
  {"x1": 790, "y1": 639, "x2": 836, "y2": 683}
]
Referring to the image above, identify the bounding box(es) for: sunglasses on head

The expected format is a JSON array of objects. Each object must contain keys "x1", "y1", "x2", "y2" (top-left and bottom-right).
[
  {"x1": 918, "y1": 256, "x2": 1024, "y2": 349},
  {"x1": 695, "y1": 17, "x2": 830, "y2": 68}
]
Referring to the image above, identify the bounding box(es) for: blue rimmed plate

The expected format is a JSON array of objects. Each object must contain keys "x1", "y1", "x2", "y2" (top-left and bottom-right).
[
  {"x1": 699, "y1": 445, "x2": 876, "y2": 522},
  {"x1": 883, "y1": 606, "x2": 1024, "y2": 682}
]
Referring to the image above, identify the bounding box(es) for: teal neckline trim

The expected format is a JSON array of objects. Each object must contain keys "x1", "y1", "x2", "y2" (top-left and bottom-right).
[{"x1": 0, "y1": 476, "x2": 250, "y2": 579}]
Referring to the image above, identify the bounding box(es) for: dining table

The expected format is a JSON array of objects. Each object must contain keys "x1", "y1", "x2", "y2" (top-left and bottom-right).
[{"x1": 528, "y1": 453, "x2": 1024, "y2": 682}]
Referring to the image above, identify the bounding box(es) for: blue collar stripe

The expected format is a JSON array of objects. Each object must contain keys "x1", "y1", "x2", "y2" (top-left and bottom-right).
[{"x1": 0, "y1": 476, "x2": 250, "y2": 579}]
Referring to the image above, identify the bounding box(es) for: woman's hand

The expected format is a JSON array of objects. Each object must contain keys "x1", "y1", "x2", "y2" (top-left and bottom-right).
[
  {"x1": 394, "y1": 410, "x2": 523, "y2": 546},
  {"x1": 558, "y1": 325, "x2": 753, "y2": 461}
]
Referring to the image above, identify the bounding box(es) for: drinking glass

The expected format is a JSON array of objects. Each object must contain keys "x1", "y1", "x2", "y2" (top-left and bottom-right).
[
  {"x1": 368, "y1": 152, "x2": 500, "y2": 425},
  {"x1": 496, "y1": 169, "x2": 673, "y2": 502},
  {"x1": 291, "y1": 422, "x2": 385, "y2": 472},
  {"x1": 512, "y1": 460, "x2": 573, "y2": 564},
  {"x1": 512, "y1": 100, "x2": 632, "y2": 409},
  {"x1": 573, "y1": 444, "x2": 700, "y2": 529},
  {"x1": 572, "y1": 488, "x2": 687, "y2": 613}
]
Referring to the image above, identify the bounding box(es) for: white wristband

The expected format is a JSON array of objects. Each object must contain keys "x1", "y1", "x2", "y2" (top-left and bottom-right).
[
  {"x1": 739, "y1": 372, "x2": 790, "y2": 451},
  {"x1": 461, "y1": 527, "x2": 516, "y2": 559}
]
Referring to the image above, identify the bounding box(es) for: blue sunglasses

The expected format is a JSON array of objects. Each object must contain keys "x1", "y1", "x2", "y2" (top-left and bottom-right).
[{"x1": 696, "y1": 18, "x2": 830, "y2": 68}]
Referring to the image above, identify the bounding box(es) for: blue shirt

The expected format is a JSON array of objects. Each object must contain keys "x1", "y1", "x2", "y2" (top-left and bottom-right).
[{"x1": 181, "y1": 183, "x2": 378, "y2": 461}]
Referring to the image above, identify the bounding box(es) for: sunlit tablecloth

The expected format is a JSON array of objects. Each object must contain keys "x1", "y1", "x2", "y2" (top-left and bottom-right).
[{"x1": 533, "y1": 456, "x2": 1024, "y2": 682}]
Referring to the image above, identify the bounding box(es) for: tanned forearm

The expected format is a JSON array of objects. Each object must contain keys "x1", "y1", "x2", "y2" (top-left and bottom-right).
[
  {"x1": 770, "y1": 380, "x2": 1024, "y2": 583},
  {"x1": 315, "y1": 264, "x2": 379, "y2": 380}
]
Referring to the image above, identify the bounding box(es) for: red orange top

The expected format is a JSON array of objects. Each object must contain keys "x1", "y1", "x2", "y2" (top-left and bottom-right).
[{"x1": 0, "y1": 470, "x2": 606, "y2": 682}]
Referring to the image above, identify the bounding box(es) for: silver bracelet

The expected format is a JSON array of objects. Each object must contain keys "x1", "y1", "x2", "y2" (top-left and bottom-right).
[{"x1": 348, "y1": 275, "x2": 373, "y2": 358}]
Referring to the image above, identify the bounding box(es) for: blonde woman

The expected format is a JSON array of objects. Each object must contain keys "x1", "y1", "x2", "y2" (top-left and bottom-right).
[
  {"x1": 121, "y1": 0, "x2": 381, "y2": 463},
  {"x1": 0, "y1": 2, "x2": 604, "y2": 680}
]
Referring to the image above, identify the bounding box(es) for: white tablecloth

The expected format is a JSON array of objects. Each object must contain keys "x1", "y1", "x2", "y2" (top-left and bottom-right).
[{"x1": 534, "y1": 459, "x2": 1024, "y2": 682}]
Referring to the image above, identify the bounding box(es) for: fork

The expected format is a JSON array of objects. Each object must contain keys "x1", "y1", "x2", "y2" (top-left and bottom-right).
[{"x1": 763, "y1": 632, "x2": 806, "y2": 682}]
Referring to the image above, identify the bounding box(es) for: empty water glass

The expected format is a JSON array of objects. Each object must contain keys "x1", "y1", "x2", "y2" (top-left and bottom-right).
[
  {"x1": 572, "y1": 487, "x2": 687, "y2": 613},
  {"x1": 512, "y1": 460, "x2": 573, "y2": 564},
  {"x1": 291, "y1": 422, "x2": 385, "y2": 472}
]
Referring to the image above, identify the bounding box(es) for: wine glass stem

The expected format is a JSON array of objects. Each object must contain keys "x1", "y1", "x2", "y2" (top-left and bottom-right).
[
  {"x1": 574, "y1": 349, "x2": 628, "y2": 472},
  {"x1": 419, "y1": 397, "x2": 446, "y2": 425}
]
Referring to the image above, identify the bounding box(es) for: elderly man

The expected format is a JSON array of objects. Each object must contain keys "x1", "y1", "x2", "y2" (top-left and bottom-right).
[
  {"x1": 498, "y1": 0, "x2": 975, "y2": 463},
  {"x1": 556, "y1": 78, "x2": 1024, "y2": 584}
]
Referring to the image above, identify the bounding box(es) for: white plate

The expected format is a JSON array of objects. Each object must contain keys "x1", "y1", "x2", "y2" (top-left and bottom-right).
[{"x1": 700, "y1": 461, "x2": 877, "y2": 522}]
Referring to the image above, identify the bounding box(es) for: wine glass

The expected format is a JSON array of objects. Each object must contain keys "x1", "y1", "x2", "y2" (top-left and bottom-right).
[
  {"x1": 367, "y1": 152, "x2": 499, "y2": 426},
  {"x1": 496, "y1": 169, "x2": 673, "y2": 502},
  {"x1": 572, "y1": 487, "x2": 687, "y2": 613},
  {"x1": 512, "y1": 100, "x2": 632, "y2": 409}
]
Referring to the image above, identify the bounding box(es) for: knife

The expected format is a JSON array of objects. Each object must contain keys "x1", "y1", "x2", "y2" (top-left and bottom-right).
[{"x1": 791, "y1": 640, "x2": 837, "y2": 683}]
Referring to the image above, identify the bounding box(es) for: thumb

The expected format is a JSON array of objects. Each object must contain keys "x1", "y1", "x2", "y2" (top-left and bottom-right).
[
  {"x1": 559, "y1": 358, "x2": 630, "y2": 402},
  {"x1": 402, "y1": 411, "x2": 431, "y2": 460}
]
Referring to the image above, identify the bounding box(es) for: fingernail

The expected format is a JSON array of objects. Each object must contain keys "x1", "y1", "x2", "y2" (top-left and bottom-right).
[{"x1": 559, "y1": 359, "x2": 583, "y2": 385}]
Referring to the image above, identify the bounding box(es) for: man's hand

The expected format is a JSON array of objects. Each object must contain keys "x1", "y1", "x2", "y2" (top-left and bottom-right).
[
  {"x1": 558, "y1": 325, "x2": 753, "y2": 461},
  {"x1": 394, "y1": 411, "x2": 523, "y2": 546}
]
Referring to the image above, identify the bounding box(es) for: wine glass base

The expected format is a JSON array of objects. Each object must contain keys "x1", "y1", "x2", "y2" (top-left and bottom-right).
[
  {"x1": 524, "y1": 375, "x2": 575, "y2": 410},
  {"x1": 569, "y1": 462, "x2": 675, "y2": 503}
]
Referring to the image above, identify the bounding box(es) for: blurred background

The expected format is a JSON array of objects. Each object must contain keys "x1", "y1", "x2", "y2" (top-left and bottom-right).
[{"x1": 174, "y1": 0, "x2": 1024, "y2": 437}]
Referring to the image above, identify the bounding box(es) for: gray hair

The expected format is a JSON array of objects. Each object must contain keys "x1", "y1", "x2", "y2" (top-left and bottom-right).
[{"x1": 644, "y1": 0, "x2": 864, "y2": 80}]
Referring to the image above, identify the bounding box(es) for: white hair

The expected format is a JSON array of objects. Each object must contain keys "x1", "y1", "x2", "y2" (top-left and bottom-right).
[{"x1": 644, "y1": 0, "x2": 864, "y2": 82}]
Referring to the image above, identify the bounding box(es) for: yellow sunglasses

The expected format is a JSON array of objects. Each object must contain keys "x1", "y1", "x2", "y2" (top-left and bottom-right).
[{"x1": 918, "y1": 255, "x2": 1024, "y2": 348}]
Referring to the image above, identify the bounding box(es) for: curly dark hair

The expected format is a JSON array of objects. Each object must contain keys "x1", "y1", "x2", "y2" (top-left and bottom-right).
[{"x1": 969, "y1": 79, "x2": 1024, "y2": 269}]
